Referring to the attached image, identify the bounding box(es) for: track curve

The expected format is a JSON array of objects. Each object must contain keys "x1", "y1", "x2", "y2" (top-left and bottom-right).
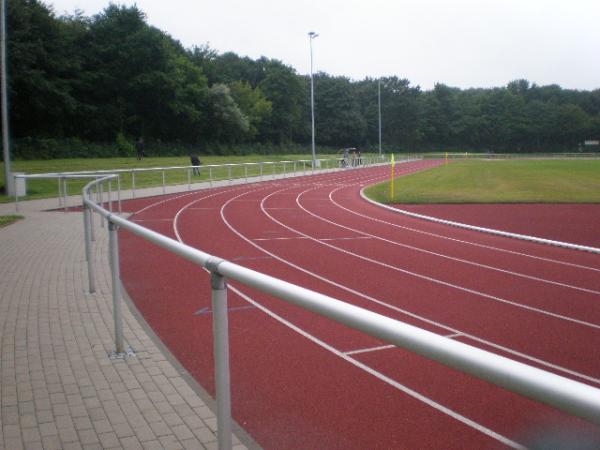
[{"x1": 119, "y1": 161, "x2": 600, "y2": 449}]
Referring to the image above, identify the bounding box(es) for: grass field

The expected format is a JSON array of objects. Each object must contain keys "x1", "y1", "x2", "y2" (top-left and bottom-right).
[
  {"x1": 0, "y1": 215, "x2": 23, "y2": 227},
  {"x1": 0, "y1": 154, "x2": 342, "y2": 203},
  {"x1": 365, "y1": 159, "x2": 600, "y2": 203}
]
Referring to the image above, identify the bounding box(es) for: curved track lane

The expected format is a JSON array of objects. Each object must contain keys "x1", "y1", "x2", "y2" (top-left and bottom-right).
[{"x1": 119, "y1": 161, "x2": 600, "y2": 449}]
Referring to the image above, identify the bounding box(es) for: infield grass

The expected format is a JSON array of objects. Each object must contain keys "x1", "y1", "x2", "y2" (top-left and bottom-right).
[{"x1": 365, "y1": 159, "x2": 600, "y2": 203}]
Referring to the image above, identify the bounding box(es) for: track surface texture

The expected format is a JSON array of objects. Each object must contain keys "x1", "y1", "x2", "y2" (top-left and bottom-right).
[{"x1": 119, "y1": 161, "x2": 600, "y2": 449}]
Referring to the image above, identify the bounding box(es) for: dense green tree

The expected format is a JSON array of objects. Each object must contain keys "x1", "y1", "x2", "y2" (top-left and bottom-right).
[
  {"x1": 5, "y1": 1, "x2": 600, "y2": 156},
  {"x1": 229, "y1": 81, "x2": 272, "y2": 139}
]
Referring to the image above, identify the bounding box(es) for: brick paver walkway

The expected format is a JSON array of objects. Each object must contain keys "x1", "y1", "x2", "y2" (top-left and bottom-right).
[{"x1": 0, "y1": 190, "x2": 253, "y2": 450}]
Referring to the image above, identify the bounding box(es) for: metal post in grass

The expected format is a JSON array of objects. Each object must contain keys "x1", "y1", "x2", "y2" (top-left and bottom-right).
[
  {"x1": 188, "y1": 168, "x2": 191, "y2": 190},
  {"x1": 228, "y1": 166, "x2": 232, "y2": 185},
  {"x1": 108, "y1": 220, "x2": 125, "y2": 354},
  {"x1": 162, "y1": 170, "x2": 166, "y2": 194},
  {"x1": 207, "y1": 258, "x2": 232, "y2": 450},
  {"x1": 83, "y1": 205, "x2": 96, "y2": 293},
  {"x1": 117, "y1": 175, "x2": 122, "y2": 214},
  {"x1": 245, "y1": 165, "x2": 248, "y2": 182},
  {"x1": 63, "y1": 177, "x2": 69, "y2": 212},
  {"x1": 131, "y1": 170, "x2": 136, "y2": 198},
  {"x1": 209, "y1": 167, "x2": 213, "y2": 188},
  {"x1": 58, "y1": 177, "x2": 63, "y2": 207}
]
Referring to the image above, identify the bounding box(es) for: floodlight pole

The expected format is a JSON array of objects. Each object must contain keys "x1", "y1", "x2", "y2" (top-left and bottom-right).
[
  {"x1": 1, "y1": 0, "x2": 12, "y2": 196},
  {"x1": 378, "y1": 79, "x2": 382, "y2": 155},
  {"x1": 309, "y1": 31, "x2": 318, "y2": 169}
]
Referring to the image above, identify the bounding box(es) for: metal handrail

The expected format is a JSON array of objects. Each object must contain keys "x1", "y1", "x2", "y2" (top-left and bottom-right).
[
  {"x1": 81, "y1": 165, "x2": 600, "y2": 449},
  {"x1": 13, "y1": 156, "x2": 388, "y2": 210}
]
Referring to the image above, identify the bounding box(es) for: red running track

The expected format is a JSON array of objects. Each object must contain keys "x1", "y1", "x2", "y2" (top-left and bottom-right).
[{"x1": 119, "y1": 160, "x2": 600, "y2": 449}]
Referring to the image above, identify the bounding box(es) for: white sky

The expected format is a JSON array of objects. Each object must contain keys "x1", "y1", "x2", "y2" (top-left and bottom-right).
[{"x1": 48, "y1": 0, "x2": 600, "y2": 91}]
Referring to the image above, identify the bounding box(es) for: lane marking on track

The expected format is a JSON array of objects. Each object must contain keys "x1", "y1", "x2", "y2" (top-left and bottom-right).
[
  {"x1": 445, "y1": 332, "x2": 464, "y2": 339},
  {"x1": 319, "y1": 236, "x2": 374, "y2": 241},
  {"x1": 186, "y1": 207, "x2": 219, "y2": 210},
  {"x1": 293, "y1": 188, "x2": 600, "y2": 296},
  {"x1": 226, "y1": 283, "x2": 525, "y2": 450},
  {"x1": 252, "y1": 236, "x2": 309, "y2": 241},
  {"x1": 131, "y1": 218, "x2": 176, "y2": 222},
  {"x1": 216, "y1": 185, "x2": 600, "y2": 386},
  {"x1": 259, "y1": 188, "x2": 600, "y2": 330},
  {"x1": 193, "y1": 305, "x2": 257, "y2": 316},
  {"x1": 330, "y1": 186, "x2": 600, "y2": 274},
  {"x1": 343, "y1": 344, "x2": 396, "y2": 356}
]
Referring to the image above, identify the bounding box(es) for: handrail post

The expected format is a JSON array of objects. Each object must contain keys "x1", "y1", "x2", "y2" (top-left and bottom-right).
[
  {"x1": 63, "y1": 177, "x2": 68, "y2": 212},
  {"x1": 131, "y1": 170, "x2": 136, "y2": 198},
  {"x1": 117, "y1": 175, "x2": 122, "y2": 214},
  {"x1": 210, "y1": 268, "x2": 232, "y2": 450},
  {"x1": 260, "y1": 162, "x2": 263, "y2": 181},
  {"x1": 162, "y1": 170, "x2": 166, "y2": 194},
  {"x1": 108, "y1": 220, "x2": 125, "y2": 354},
  {"x1": 57, "y1": 177, "x2": 63, "y2": 207},
  {"x1": 83, "y1": 204, "x2": 96, "y2": 293},
  {"x1": 14, "y1": 174, "x2": 19, "y2": 212},
  {"x1": 228, "y1": 166, "x2": 232, "y2": 185},
  {"x1": 187, "y1": 168, "x2": 191, "y2": 190},
  {"x1": 108, "y1": 180, "x2": 113, "y2": 213}
]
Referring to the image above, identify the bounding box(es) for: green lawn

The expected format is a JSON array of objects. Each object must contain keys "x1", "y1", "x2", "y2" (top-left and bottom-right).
[
  {"x1": 0, "y1": 215, "x2": 23, "y2": 228},
  {"x1": 365, "y1": 159, "x2": 600, "y2": 203},
  {"x1": 0, "y1": 154, "x2": 343, "y2": 203}
]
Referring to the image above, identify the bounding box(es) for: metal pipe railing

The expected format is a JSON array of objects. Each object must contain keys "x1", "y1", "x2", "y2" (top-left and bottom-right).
[{"x1": 80, "y1": 169, "x2": 600, "y2": 450}]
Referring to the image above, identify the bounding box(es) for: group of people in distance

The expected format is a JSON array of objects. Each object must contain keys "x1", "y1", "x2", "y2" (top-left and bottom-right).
[{"x1": 340, "y1": 147, "x2": 362, "y2": 168}]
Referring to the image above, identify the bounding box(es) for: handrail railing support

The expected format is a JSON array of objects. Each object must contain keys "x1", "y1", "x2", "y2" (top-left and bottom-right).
[
  {"x1": 209, "y1": 265, "x2": 233, "y2": 450},
  {"x1": 108, "y1": 220, "x2": 125, "y2": 354},
  {"x1": 83, "y1": 204, "x2": 96, "y2": 293}
]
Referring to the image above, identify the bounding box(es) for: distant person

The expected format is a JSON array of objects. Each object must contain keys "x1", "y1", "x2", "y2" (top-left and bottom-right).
[
  {"x1": 351, "y1": 150, "x2": 357, "y2": 167},
  {"x1": 342, "y1": 148, "x2": 349, "y2": 167},
  {"x1": 190, "y1": 154, "x2": 201, "y2": 175},
  {"x1": 357, "y1": 150, "x2": 362, "y2": 165},
  {"x1": 135, "y1": 137, "x2": 145, "y2": 160}
]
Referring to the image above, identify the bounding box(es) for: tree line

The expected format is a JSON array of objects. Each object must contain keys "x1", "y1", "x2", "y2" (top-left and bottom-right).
[{"x1": 5, "y1": 0, "x2": 600, "y2": 158}]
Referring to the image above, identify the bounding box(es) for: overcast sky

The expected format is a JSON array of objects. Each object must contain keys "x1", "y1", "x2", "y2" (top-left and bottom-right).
[{"x1": 49, "y1": 0, "x2": 600, "y2": 91}]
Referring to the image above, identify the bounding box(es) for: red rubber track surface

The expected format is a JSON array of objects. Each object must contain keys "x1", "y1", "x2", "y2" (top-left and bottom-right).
[{"x1": 119, "y1": 161, "x2": 600, "y2": 449}]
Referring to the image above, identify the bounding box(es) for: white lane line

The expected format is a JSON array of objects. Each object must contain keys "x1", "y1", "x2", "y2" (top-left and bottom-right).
[
  {"x1": 319, "y1": 236, "x2": 373, "y2": 241},
  {"x1": 330, "y1": 186, "x2": 600, "y2": 274},
  {"x1": 131, "y1": 218, "x2": 175, "y2": 222},
  {"x1": 344, "y1": 344, "x2": 396, "y2": 355},
  {"x1": 253, "y1": 236, "x2": 309, "y2": 241},
  {"x1": 218, "y1": 186, "x2": 600, "y2": 386},
  {"x1": 263, "y1": 188, "x2": 600, "y2": 330},
  {"x1": 445, "y1": 332, "x2": 464, "y2": 339},
  {"x1": 227, "y1": 284, "x2": 526, "y2": 449},
  {"x1": 290, "y1": 188, "x2": 600, "y2": 296}
]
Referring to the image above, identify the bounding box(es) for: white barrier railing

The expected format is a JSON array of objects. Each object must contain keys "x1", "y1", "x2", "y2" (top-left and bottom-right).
[
  {"x1": 12, "y1": 156, "x2": 387, "y2": 211},
  {"x1": 78, "y1": 165, "x2": 600, "y2": 450}
]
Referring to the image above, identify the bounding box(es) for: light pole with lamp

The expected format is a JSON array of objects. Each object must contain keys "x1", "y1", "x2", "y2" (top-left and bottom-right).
[
  {"x1": 308, "y1": 31, "x2": 318, "y2": 169},
  {"x1": 1, "y1": 0, "x2": 12, "y2": 196},
  {"x1": 378, "y1": 79, "x2": 382, "y2": 155}
]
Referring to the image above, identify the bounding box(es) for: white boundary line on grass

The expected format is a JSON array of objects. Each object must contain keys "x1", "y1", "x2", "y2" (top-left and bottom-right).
[{"x1": 359, "y1": 188, "x2": 600, "y2": 255}]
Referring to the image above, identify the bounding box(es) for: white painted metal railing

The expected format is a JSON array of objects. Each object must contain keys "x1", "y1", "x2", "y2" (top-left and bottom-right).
[
  {"x1": 75, "y1": 162, "x2": 600, "y2": 449},
  {"x1": 13, "y1": 157, "x2": 381, "y2": 211}
]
